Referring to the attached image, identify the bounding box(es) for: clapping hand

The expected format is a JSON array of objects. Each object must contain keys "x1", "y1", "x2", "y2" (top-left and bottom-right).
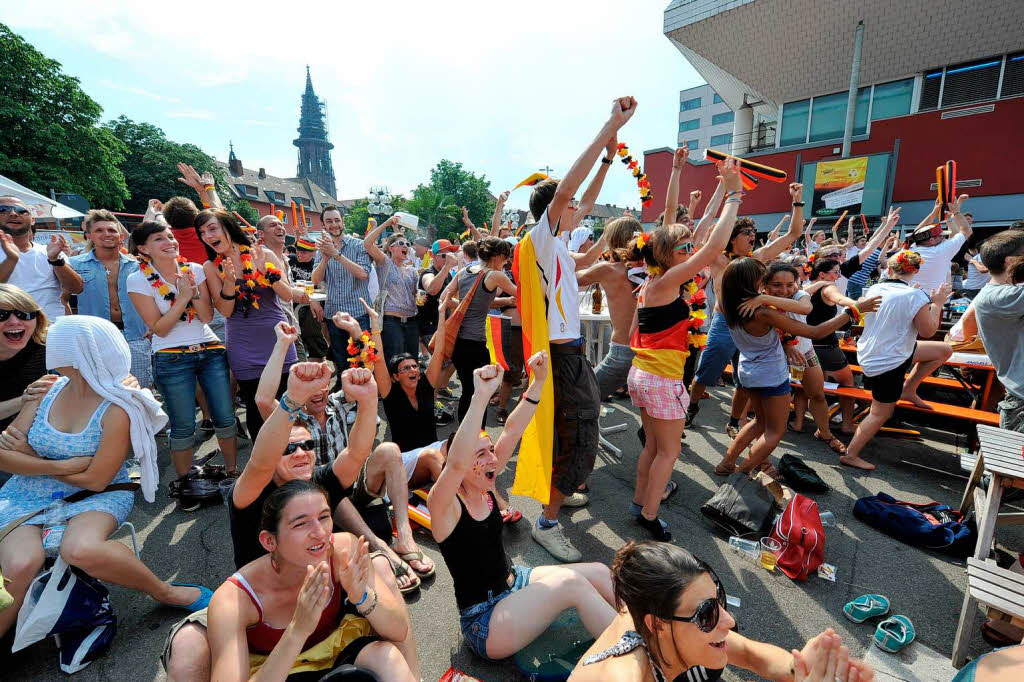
[
  {"x1": 46, "y1": 234, "x2": 69, "y2": 260},
  {"x1": 286, "y1": 361, "x2": 332, "y2": 405},
  {"x1": 274, "y1": 321, "x2": 299, "y2": 346},
  {"x1": 931, "y1": 282, "x2": 953, "y2": 305},
  {"x1": 0, "y1": 232, "x2": 19, "y2": 260},
  {"x1": 291, "y1": 562, "x2": 333, "y2": 639},
  {"x1": 341, "y1": 367, "x2": 377, "y2": 404},
  {"x1": 175, "y1": 272, "x2": 197, "y2": 301},
  {"x1": 220, "y1": 256, "x2": 237, "y2": 283},
  {"x1": 318, "y1": 234, "x2": 339, "y2": 258},
  {"x1": 335, "y1": 536, "x2": 372, "y2": 607}
]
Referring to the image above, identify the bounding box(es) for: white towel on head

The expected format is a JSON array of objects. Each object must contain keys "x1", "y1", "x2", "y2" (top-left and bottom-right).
[
  {"x1": 569, "y1": 227, "x2": 593, "y2": 253},
  {"x1": 45, "y1": 315, "x2": 168, "y2": 502}
]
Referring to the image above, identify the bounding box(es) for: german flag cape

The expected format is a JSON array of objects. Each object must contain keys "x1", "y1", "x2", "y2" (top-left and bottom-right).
[
  {"x1": 510, "y1": 234, "x2": 553, "y2": 504},
  {"x1": 484, "y1": 314, "x2": 511, "y2": 371}
]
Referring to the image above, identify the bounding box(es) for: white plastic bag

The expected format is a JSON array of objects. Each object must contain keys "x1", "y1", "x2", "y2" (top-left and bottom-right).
[{"x1": 12, "y1": 557, "x2": 73, "y2": 652}]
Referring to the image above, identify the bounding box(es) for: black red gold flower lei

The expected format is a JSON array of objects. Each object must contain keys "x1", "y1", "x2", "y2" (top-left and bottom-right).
[
  {"x1": 726, "y1": 249, "x2": 754, "y2": 261},
  {"x1": 616, "y1": 142, "x2": 653, "y2": 207},
  {"x1": 139, "y1": 257, "x2": 196, "y2": 322},
  {"x1": 216, "y1": 244, "x2": 274, "y2": 316},
  {"x1": 347, "y1": 331, "x2": 379, "y2": 370},
  {"x1": 684, "y1": 276, "x2": 708, "y2": 350}
]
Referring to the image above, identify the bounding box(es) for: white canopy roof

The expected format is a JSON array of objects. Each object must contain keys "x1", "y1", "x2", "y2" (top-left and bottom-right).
[{"x1": 0, "y1": 173, "x2": 85, "y2": 220}]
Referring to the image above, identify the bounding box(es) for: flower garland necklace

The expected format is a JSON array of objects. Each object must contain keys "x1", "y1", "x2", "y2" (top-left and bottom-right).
[
  {"x1": 139, "y1": 257, "x2": 196, "y2": 322},
  {"x1": 726, "y1": 249, "x2": 753, "y2": 261},
  {"x1": 214, "y1": 244, "x2": 282, "y2": 316},
  {"x1": 347, "y1": 331, "x2": 379, "y2": 370},
  {"x1": 684, "y1": 275, "x2": 708, "y2": 350},
  {"x1": 616, "y1": 142, "x2": 653, "y2": 208}
]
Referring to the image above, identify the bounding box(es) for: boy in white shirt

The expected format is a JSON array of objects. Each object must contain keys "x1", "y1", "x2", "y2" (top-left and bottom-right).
[{"x1": 906, "y1": 195, "x2": 972, "y2": 293}]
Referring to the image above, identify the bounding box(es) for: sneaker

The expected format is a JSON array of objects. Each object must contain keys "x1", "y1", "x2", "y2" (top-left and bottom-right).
[
  {"x1": 531, "y1": 523, "x2": 582, "y2": 562},
  {"x1": 561, "y1": 491, "x2": 589, "y2": 508},
  {"x1": 685, "y1": 402, "x2": 700, "y2": 427}
]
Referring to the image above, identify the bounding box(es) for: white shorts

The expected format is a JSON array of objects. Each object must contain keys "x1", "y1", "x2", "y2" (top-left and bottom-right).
[{"x1": 401, "y1": 440, "x2": 443, "y2": 481}]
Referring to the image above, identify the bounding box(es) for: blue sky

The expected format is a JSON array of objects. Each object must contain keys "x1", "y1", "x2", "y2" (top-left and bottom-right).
[{"x1": 6, "y1": 1, "x2": 703, "y2": 211}]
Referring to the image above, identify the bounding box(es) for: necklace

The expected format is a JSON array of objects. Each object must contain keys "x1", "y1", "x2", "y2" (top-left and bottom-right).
[
  {"x1": 139, "y1": 257, "x2": 196, "y2": 322},
  {"x1": 215, "y1": 244, "x2": 282, "y2": 316}
]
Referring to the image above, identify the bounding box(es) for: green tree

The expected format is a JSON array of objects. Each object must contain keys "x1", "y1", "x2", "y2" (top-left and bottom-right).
[
  {"x1": 404, "y1": 186, "x2": 461, "y2": 242},
  {"x1": 103, "y1": 116, "x2": 228, "y2": 214},
  {"x1": 415, "y1": 159, "x2": 495, "y2": 238},
  {"x1": 0, "y1": 23, "x2": 129, "y2": 208},
  {"x1": 231, "y1": 199, "x2": 259, "y2": 226}
]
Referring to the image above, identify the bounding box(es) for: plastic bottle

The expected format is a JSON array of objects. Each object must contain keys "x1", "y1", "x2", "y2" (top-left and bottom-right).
[
  {"x1": 728, "y1": 536, "x2": 759, "y2": 560},
  {"x1": 819, "y1": 510, "x2": 836, "y2": 527},
  {"x1": 591, "y1": 285, "x2": 603, "y2": 314},
  {"x1": 41, "y1": 491, "x2": 67, "y2": 558}
]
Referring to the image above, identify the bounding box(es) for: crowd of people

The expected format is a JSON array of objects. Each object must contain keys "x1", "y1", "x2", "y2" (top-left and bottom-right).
[{"x1": 0, "y1": 94, "x2": 1022, "y2": 681}]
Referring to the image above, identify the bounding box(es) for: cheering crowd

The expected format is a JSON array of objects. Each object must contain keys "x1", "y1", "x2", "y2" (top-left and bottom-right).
[{"x1": 0, "y1": 95, "x2": 1022, "y2": 681}]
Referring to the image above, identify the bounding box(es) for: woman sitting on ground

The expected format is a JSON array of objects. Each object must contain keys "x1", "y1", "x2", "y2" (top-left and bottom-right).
[
  {"x1": 714, "y1": 258, "x2": 880, "y2": 477},
  {"x1": 428, "y1": 357, "x2": 618, "y2": 661},
  {"x1": 571, "y1": 541, "x2": 875, "y2": 682},
  {"x1": 0, "y1": 315, "x2": 211, "y2": 641},
  {"x1": 207, "y1": 479, "x2": 416, "y2": 682}
]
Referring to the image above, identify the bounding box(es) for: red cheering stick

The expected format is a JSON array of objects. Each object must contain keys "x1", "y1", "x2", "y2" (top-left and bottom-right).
[
  {"x1": 860, "y1": 213, "x2": 868, "y2": 236},
  {"x1": 233, "y1": 211, "x2": 256, "y2": 232},
  {"x1": 936, "y1": 160, "x2": 957, "y2": 216},
  {"x1": 705, "y1": 148, "x2": 787, "y2": 183}
]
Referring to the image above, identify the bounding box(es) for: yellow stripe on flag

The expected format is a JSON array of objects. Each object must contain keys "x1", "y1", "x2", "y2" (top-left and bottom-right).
[
  {"x1": 510, "y1": 233, "x2": 553, "y2": 504},
  {"x1": 513, "y1": 172, "x2": 550, "y2": 191}
]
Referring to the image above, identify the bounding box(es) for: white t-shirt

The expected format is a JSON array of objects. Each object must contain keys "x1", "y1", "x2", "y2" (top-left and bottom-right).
[
  {"x1": 528, "y1": 209, "x2": 580, "y2": 342},
  {"x1": 909, "y1": 233, "x2": 965, "y2": 293},
  {"x1": 857, "y1": 280, "x2": 931, "y2": 376},
  {"x1": 0, "y1": 243, "x2": 64, "y2": 320},
  {"x1": 845, "y1": 245, "x2": 861, "y2": 260},
  {"x1": 126, "y1": 262, "x2": 219, "y2": 352},
  {"x1": 963, "y1": 257, "x2": 991, "y2": 289},
  {"x1": 787, "y1": 289, "x2": 814, "y2": 355}
]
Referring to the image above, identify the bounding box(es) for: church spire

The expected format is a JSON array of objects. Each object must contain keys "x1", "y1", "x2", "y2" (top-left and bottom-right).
[{"x1": 293, "y1": 67, "x2": 337, "y2": 199}]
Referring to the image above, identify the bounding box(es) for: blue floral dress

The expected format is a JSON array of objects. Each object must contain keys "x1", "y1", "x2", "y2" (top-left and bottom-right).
[{"x1": 0, "y1": 377, "x2": 134, "y2": 528}]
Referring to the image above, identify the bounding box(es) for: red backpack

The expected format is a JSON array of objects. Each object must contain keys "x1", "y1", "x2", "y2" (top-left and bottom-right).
[{"x1": 770, "y1": 493, "x2": 825, "y2": 581}]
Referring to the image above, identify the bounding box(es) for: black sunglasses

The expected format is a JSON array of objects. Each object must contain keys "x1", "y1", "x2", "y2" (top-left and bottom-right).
[
  {"x1": 0, "y1": 205, "x2": 30, "y2": 215},
  {"x1": 284, "y1": 439, "x2": 316, "y2": 455},
  {"x1": 662, "y1": 573, "x2": 727, "y2": 633},
  {"x1": 0, "y1": 309, "x2": 38, "y2": 322}
]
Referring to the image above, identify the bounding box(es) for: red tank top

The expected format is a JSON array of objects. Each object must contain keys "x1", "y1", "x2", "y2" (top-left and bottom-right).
[
  {"x1": 226, "y1": 557, "x2": 347, "y2": 655},
  {"x1": 172, "y1": 227, "x2": 209, "y2": 265}
]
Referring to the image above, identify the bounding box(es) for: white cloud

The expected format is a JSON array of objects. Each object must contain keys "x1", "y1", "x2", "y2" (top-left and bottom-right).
[
  {"x1": 99, "y1": 79, "x2": 180, "y2": 103},
  {"x1": 166, "y1": 109, "x2": 216, "y2": 120}
]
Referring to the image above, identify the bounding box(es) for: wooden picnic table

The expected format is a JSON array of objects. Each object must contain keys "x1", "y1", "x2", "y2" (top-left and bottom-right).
[{"x1": 951, "y1": 425, "x2": 1024, "y2": 667}]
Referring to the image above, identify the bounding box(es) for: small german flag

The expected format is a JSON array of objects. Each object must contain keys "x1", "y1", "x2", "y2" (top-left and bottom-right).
[
  {"x1": 485, "y1": 314, "x2": 511, "y2": 371},
  {"x1": 705, "y1": 148, "x2": 787, "y2": 183},
  {"x1": 513, "y1": 172, "x2": 550, "y2": 190}
]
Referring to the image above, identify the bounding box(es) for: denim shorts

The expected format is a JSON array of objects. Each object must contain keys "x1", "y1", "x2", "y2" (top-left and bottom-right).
[
  {"x1": 459, "y1": 564, "x2": 533, "y2": 660},
  {"x1": 747, "y1": 378, "x2": 793, "y2": 398},
  {"x1": 694, "y1": 312, "x2": 737, "y2": 387}
]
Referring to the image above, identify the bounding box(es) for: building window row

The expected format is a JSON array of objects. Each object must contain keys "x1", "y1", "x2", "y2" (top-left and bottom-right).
[
  {"x1": 679, "y1": 118, "x2": 700, "y2": 132},
  {"x1": 680, "y1": 96, "x2": 701, "y2": 111},
  {"x1": 779, "y1": 78, "x2": 907, "y2": 147},
  {"x1": 709, "y1": 133, "x2": 732, "y2": 146},
  {"x1": 920, "y1": 52, "x2": 1024, "y2": 110},
  {"x1": 711, "y1": 111, "x2": 734, "y2": 126},
  {"x1": 713, "y1": 93, "x2": 724, "y2": 103}
]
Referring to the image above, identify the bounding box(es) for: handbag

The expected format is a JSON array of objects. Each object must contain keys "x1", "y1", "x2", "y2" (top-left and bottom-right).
[
  {"x1": 777, "y1": 454, "x2": 828, "y2": 493},
  {"x1": 700, "y1": 473, "x2": 776, "y2": 537},
  {"x1": 770, "y1": 493, "x2": 825, "y2": 581},
  {"x1": 428, "y1": 271, "x2": 486, "y2": 359}
]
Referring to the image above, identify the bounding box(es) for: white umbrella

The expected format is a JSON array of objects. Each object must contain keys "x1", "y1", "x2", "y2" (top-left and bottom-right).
[{"x1": 0, "y1": 173, "x2": 85, "y2": 220}]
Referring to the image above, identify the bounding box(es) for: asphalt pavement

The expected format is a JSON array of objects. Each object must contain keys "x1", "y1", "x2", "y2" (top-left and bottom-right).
[{"x1": 6, "y1": 385, "x2": 1023, "y2": 681}]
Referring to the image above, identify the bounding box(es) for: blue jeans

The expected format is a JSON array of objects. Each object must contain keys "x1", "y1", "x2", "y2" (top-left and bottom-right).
[
  {"x1": 327, "y1": 314, "x2": 370, "y2": 374},
  {"x1": 153, "y1": 348, "x2": 236, "y2": 451},
  {"x1": 459, "y1": 564, "x2": 533, "y2": 660},
  {"x1": 382, "y1": 315, "x2": 420, "y2": 366},
  {"x1": 594, "y1": 342, "x2": 634, "y2": 397},
  {"x1": 694, "y1": 312, "x2": 737, "y2": 387}
]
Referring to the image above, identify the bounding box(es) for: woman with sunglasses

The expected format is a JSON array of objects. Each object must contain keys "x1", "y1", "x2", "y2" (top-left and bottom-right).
[
  {"x1": 626, "y1": 158, "x2": 743, "y2": 541},
  {"x1": 0, "y1": 284, "x2": 53, "y2": 439},
  {"x1": 364, "y1": 216, "x2": 422, "y2": 362},
  {"x1": 571, "y1": 541, "x2": 875, "y2": 682}
]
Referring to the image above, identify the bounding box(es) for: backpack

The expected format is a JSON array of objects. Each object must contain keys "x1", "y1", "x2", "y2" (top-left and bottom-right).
[
  {"x1": 769, "y1": 493, "x2": 825, "y2": 581},
  {"x1": 700, "y1": 473, "x2": 776, "y2": 538},
  {"x1": 853, "y1": 492, "x2": 976, "y2": 557}
]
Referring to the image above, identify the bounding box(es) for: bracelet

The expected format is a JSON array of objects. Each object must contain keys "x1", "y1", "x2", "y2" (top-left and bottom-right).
[
  {"x1": 219, "y1": 290, "x2": 237, "y2": 300},
  {"x1": 601, "y1": 157, "x2": 613, "y2": 165},
  {"x1": 724, "y1": 197, "x2": 743, "y2": 205},
  {"x1": 792, "y1": 201, "x2": 806, "y2": 207},
  {"x1": 356, "y1": 589, "x2": 378, "y2": 616},
  {"x1": 279, "y1": 394, "x2": 304, "y2": 421},
  {"x1": 370, "y1": 328, "x2": 382, "y2": 336},
  {"x1": 47, "y1": 257, "x2": 66, "y2": 267},
  {"x1": 347, "y1": 589, "x2": 369, "y2": 607},
  {"x1": 725, "y1": 190, "x2": 743, "y2": 198},
  {"x1": 202, "y1": 184, "x2": 215, "y2": 192},
  {"x1": 522, "y1": 395, "x2": 540, "y2": 405}
]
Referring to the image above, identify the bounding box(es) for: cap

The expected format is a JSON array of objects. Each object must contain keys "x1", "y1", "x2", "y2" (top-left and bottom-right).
[{"x1": 431, "y1": 239, "x2": 458, "y2": 254}]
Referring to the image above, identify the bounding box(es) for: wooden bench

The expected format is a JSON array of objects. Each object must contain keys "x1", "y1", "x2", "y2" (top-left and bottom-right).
[
  {"x1": 846, "y1": 363, "x2": 970, "y2": 392},
  {"x1": 953, "y1": 558, "x2": 1024, "y2": 667}
]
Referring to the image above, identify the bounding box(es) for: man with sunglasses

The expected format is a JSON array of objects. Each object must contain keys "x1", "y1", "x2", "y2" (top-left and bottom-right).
[
  {"x1": 905, "y1": 194, "x2": 972, "y2": 294},
  {"x1": 0, "y1": 196, "x2": 82, "y2": 320}
]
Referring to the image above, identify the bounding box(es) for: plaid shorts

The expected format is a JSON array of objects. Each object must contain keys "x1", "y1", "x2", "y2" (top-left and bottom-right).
[
  {"x1": 628, "y1": 366, "x2": 690, "y2": 420},
  {"x1": 127, "y1": 338, "x2": 153, "y2": 388}
]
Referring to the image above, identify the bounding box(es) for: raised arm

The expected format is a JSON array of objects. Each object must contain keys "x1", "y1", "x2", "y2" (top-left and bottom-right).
[
  {"x1": 363, "y1": 217, "x2": 390, "y2": 265},
  {"x1": 843, "y1": 216, "x2": 856, "y2": 250},
  {"x1": 856, "y1": 206, "x2": 900, "y2": 264},
  {"x1": 254, "y1": 323, "x2": 298, "y2": 420},
  {"x1": 494, "y1": 352, "x2": 547, "y2": 469},
  {"x1": 425, "y1": 291, "x2": 452, "y2": 389},
  {"x1": 753, "y1": 183, "x2": 804, "y2": 261},
  {"x1": 460, "y1": 206, "x2": 483, "y2": 241},
  {"x1": 490, "y1": 191, "x2": 509, "y2": 235},
  {"x1": 548, "y1": 97, "x2": 637, "y2": 230},
  {"x1": 331, "y1": 368, "x2": 380, "y2": 488},
  {"x1": 177, "y1": 163, "x2": 224, "y2": 210},
  {"x1": 571, "y1": 230, "x2": 608, "y2": 270},
  {"x1": 768, "y1": 214, "x2": 789, "y2": 243},
  {"x1": 422, "y1": 252, "x2": 456, "y2": 295},
  {"x1": 46, "y1": 236, "x2": 83, "y2": 295},
  {"x1": 914, "y1": 199, "x2": 942, "y2": 234},
  {"x1": 572, "y1": 134, "x2": 618, "y2": 230},
  {"x1": 692, "y1": 178, "x2": 725, "y2": 247},
  {"x1": 687, "y1": 189, "x2": 701, "y2": 220},
  {"x1": 803, "y1": 218, "x2": 817, "y2": 258},
  {"x1": 947, "y1": 194, "x2": 972, "y2": 240}
]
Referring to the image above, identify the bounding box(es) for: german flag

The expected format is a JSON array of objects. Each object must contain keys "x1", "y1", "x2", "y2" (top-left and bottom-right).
[
  {"x1": 513, "y1": 172, "x2": 550, "y2": 190},
  {"x1": 936, "y1": 160, "x2": 957, "y2": 215},
  {"x1": 485, "y1": 314, "x2": 511, "y2": 371},
  {"x1": 705, "y1": 148, "x2": 787, "y2": 183}
]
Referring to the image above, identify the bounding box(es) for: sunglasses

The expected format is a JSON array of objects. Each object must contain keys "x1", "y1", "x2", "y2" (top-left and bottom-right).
[
  {"x1": 396, "y1": 364, "x2": 419, "y2": 374},
  {"x1": 662, "y1": 573, "x2": 727, "y2": 633},
  {"x1": 393, "y1": 240, "x2": 410, "y2": 248},
  {"x1": 738, "y1": 228, "x2": 757, "y2": 236},
  {"x1": 0, "y1": 205, "x2": 29, "y2": 215},
  {"x1": 284, "y1": 439, "x2": 316, "y2": 455},
  {"x1": 674, "y1": 242, "x2": 694, "y2": 254},
  {"x1": 0, "y1": 309, "x2": 38, "y2": 322}
]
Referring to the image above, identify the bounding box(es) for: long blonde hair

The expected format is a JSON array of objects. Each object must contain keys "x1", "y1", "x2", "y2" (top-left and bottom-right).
[{"x1": 0, "y1": 283, "x2": 48, "y2": 344}]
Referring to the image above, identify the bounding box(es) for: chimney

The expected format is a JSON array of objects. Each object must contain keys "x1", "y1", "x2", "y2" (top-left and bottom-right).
[{"x1": 258, "y1": 168, "x2": 266, "y2": 179}]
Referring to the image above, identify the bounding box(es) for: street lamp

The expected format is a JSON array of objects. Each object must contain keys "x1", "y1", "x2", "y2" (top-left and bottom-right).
[
  {"x1": 500, "y1": 207, "x2": 520, "y2": 232},
  {"x1": 367, "y1": 185, "x2": 393, "y2": 219}
]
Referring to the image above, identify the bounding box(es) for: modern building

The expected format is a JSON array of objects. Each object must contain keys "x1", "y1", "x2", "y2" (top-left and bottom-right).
[
  {"x1": 644, "y1": 0, "x2": 1024, "y2": 237},
  {"x1": 678, "y1": 83, "x2": 759, "y2": 158},
  {"x1": 293, "y1": 66, "x2": 338, "y2": 200}
]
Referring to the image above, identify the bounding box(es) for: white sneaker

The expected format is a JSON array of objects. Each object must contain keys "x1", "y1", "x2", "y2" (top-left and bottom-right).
[
  {"x1": 561, "y1": 491, "x2": 590, "y2": 508},
  {"x1": 531, "y1": 522, "x2": 582, "y2": 562}
]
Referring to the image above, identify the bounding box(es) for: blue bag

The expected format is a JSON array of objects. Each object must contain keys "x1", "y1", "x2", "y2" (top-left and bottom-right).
[{"x1": 853, "y1": 492, "x2": 976, "y2": 557}]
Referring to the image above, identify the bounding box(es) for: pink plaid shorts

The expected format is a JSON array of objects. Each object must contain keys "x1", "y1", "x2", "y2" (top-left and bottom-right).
[{"x1": 628, "y1": 366, "x2": 690, "y2": 420}]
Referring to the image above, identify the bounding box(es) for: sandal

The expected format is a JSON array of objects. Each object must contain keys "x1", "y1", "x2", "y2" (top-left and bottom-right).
[
  {"x1": 757, "y1": 461, "x2": 783, "y2": 482},
  {"x1": 371, "y1": 551, "x2": 421, "y2": 595},
  {"x1": 814, "y1": 431, "x2": 847, "y2": 455},
  {"x1": 501, "y1": 507, "x2": 523, "y2": 524},
  {"x1": 714, "y1": 461, "x2": 737, "y2": 476},
  {"x1": 488, "y1": 395, "x2": 500, "y2": 406},
  {"x1": 662, "y1": 480, "x2": 679, "y2": 502},
  {"x1": 398, "y1": 550, "x2": 436, "y2": 579}
]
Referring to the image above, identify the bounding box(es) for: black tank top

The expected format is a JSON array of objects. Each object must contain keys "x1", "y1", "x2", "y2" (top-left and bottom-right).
[
  {"x1": 807, "y1": 285, "x2": 839, "y2": 346},
  {"x1": 437, "y1": 491, "x2": 513, "y2": 611}
]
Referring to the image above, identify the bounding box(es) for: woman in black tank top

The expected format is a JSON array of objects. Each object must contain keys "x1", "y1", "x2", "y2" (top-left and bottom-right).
[{"x1": 428, "y1": 358, "x2": 617, "y2": 662}]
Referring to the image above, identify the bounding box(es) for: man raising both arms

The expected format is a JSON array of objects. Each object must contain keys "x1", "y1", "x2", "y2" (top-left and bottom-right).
[{"x1": 524, "y1": 96, "x2": 637, "y2": 563}]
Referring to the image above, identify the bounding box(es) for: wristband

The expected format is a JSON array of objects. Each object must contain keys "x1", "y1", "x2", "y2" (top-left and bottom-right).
[
  {"x1": 601, "y1": 157, "x2": 613, "y2": 165},
  {"x1": 202, "y1": 184, "x2": 215, "y2": 191},
  {"x1": 279, "y1": 393, "x2": 305, "y2": 421},
  {"x1": 370, "y1": 328, "x2": 383, "y2": 336},
  {"x1": 219, "y1": 290, "x2": 237, "y2": 300},
  {"x1": 347, "y1": 589, "x2": 369, "y2": 607},
  {"x1": 47, "y1": 257, "x2": 66, "y2": 267},
  {"x1": 522, "y1": 395, "x2": 540, "y2": 405},
  {"x1": 725, "y1": 190, "x2": 743, "y2": 198},
  {"x1": 356, "y1": 589, "x2": 378, "y2": 616},
  {"x1": 792, "y1": 201, "x2": 806, "y2": 207}
]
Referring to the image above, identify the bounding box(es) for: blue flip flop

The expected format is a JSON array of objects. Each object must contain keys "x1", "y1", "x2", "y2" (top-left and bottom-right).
[
  {"x1": 843, "y1": 594, "x2": 890, "y2": 623},
  {"x1": 171, "y1": 582, "x2": 213, "y2": 612},
  {"x1": 874, "y1": 615, "x2": 915, "y2": 653}
]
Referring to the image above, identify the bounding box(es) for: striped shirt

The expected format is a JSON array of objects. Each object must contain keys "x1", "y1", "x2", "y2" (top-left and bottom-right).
[
  {"x1": 306, "y1": 392, "x2": 351, "y2": 465},
  {"x1": 847, "y1": 249, "x2": 881, "y2": 288},
  {"x1": 379, "y1": 259, "x2": 419, "y2": 317},
  {"x1": 314, "y1": 236, "x2": 373, "y2": 317}
]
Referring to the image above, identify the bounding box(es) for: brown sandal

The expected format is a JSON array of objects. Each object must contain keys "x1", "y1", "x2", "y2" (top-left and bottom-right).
[
  {"x1": 757, "y1": 461, "x2": 783, "y2": 482},
  {"x1": 814, "y1": 431, "x2": 847, "y2": 455},
  {"x1": 714, "y1": 461, "x2": 737, "y2": 476}
]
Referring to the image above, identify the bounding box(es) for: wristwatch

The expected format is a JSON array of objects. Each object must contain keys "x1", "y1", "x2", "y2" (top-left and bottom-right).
[
  {"x1": 792, "y1": 201, "x2": 806, "y2": 207},
  {"x1": 47, "y1": 256, "x2": 66, "y2": 267}
]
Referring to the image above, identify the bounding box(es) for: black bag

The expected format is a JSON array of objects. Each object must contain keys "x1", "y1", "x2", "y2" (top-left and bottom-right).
[
  {"x1": 778, "y1": 454, "x2": 828, "y2": 493},
  {"x1": 700, "y1": 473, "x2": 776, "y2": 537},
  {"x1": 168, "y1": 451, "x2": 226, "y2": 507}
]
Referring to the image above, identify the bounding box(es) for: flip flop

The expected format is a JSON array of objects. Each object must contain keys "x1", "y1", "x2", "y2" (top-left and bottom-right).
[
  {"x1": 372, "y1": 552, "x2": 421, "y2": 595},
  {"x1": 399, "y1": 550, "x2": 436, "y2": 579},
  {"x1": 170, "y1": 582, "x2": 214, "y2": 612},
  {"x1": 843, "y1": 594, "x2": 890, "y2": 623},
  {"x1": 501, "y1": 507, "x2": 523, "y2": 524},
  {"x1": 874, "y1": 615, "x2": 915, "y2": 653},
  {"x1": 662, "y1": 480, "x2": 679, "y2": 502}
]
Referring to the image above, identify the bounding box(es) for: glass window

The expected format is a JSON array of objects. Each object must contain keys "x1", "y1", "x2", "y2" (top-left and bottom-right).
[
  {"x1": 920, "y1": 69, "x2": 942, "y2": 110},
  {"x1": 854, "y1": 86, "x2": 870, "y2": 135},
  {"x1": 685, "y1": 139, "x2": 699, "y2": 151},
  {"x1": 1004, "y1": 52, "x2": 1024, "y2": 97},
  {"x1": 943, "y1": 57, "x2": 1001, "y2": 106},
  {"x1": 680, "y1": 97, "x2": 701, "y2": 111},
  {"x1": 711, "y1": 111, "x2": 734, "y2": 125},
  {"x1": 710, "y1": 133, "x2": 732, "y2": 146},
  {"x1": 713, "y1": 93, "x2": 724, "y2": 103},
  {"x1": 809, "y1": 91, "x2": 848, "y2": 142},
  {"x1": 780, "y1": 99, "x2": 810, "y2": 146},
  {"x1": 679, "y1": 118, "x2": 700, "y2": 132},
  {"x1": 871, "y1": 79, "x2": 913, "y2": 120}
]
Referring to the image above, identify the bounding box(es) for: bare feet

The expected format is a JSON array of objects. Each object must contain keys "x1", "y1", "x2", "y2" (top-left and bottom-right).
[
  {"x1": 900, "y1": 392, "x2": 933, "y2": 410},
  {"x1": 840, "y1": 454, "x2": 876, "y2": 471}
]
